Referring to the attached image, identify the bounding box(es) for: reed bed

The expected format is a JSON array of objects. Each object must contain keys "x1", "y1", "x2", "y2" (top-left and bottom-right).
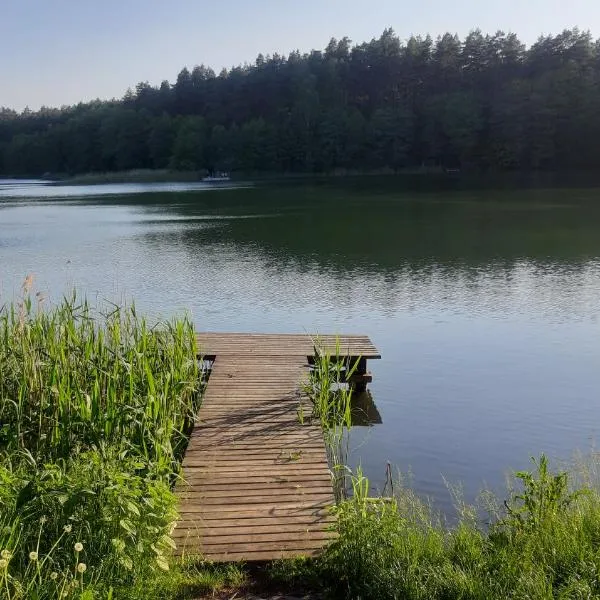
[
  {"x1": 302, "y1": 340, "x2": 359, "y2": 501},
  {"x1": 0, "y1": 285, "x2": 201, "y2": 599},
  {"x1": 0, "y1": 290, "x2": 200, "y2": 469}
]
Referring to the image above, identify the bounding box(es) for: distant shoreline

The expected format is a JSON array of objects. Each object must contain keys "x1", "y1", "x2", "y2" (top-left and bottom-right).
[
  {"x1": 15, "y1": 166, "x2": 450, "y2": 186},
  {"x1": 4, "y1": 168, "x2": 600, "y2": 192},
  {"x1": 55, "y1": 169, "x2": 207, "y2": 185}
]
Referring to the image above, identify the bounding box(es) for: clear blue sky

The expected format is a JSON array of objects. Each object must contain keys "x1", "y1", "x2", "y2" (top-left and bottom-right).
[{"x1": 3, "y1": 0, "x2": 600, "y2": 110}]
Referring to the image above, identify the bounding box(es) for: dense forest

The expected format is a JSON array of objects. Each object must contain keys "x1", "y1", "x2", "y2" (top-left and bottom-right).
[{"x1": 2, "y1": 28, "x2": 600, "y2": 176}]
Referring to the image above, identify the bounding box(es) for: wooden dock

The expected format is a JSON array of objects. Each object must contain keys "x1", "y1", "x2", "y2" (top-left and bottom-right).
[{"x1": 174, "y1": 333, "x2": 380, "y2": 562}]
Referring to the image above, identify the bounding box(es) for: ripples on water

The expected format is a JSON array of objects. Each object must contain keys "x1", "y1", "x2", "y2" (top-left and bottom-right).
[
  {"x1": 0, "y1": 179, "x2": 251, "y2": 199},
  {"x1": 1, "y1": 179, "x2": 600, "y2": 512}
]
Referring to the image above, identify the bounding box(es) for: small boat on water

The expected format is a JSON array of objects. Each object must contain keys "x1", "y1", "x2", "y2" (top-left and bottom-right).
[{"x1": 203, "y1": 172, "x2": 231, "y2": 182}]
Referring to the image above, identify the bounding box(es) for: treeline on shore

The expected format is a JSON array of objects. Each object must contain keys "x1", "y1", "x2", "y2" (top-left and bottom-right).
[{"x1": 2, "y1": 28, "x2": 600, "y2": 177}]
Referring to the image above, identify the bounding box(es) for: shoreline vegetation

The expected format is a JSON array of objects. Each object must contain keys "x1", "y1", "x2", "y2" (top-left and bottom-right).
[
  {"x1": 57, "y1": 169, "x2": 209, "y2": 185},
  {"x1": 7, "y1": 168, "x2": 600, "y2": 192},
  {"x1": 53, "y1": 166, "x2": 448, "y2": 186},
  {"x1": 2, "y1": 285, "x2": 600, "y2": 598},
  {"x1": 0, "y1": 282, "x2": 202, "y2": 598}
]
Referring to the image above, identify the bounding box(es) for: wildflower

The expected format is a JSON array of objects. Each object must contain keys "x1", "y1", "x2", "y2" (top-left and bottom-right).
[
  {"x1": 0, "y1": 549, "x2": 10, "y2": 560},
  {"x1": 63, "y1": 524, "x2": 72, "y2": 533},
  {"x1": 50, "y1": 572, "x2": 58, "y2": 580},
  {"x1": 77, "y1": 563, "x2": 87, "y2": 574},
  {"x1": 29, "y1": 551, "x2": 38, "y2": 561},
  {"x1": 0, "y1": 559, "x2": 7, "y2": 569},
  {"x1": 74, "y1": 542, "x2": 83, "y2": 553},
  {"x1": 40, "y1": 515, "x2": 47, "y2": 524}
]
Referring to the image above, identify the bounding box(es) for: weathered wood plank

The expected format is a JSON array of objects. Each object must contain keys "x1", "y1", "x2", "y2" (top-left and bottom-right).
[
  {"x1": 178, "y1": 502, "x2": 332, "y2": 515},
  {"x1": 174, "y1": 523, "x2": 335, "y2": 537},
  {"x1": 178, "y1": 474, "x2": 333, "y2": 485},
  {"x1": 177, "y1": 539, "x2": 333, "y2": 554},
  {"x1": 176, "y1": 513, "x2": 335, "y2": 526},
  {"x1": 196, "y1": 332, "x2": 381, "y2": 359}
]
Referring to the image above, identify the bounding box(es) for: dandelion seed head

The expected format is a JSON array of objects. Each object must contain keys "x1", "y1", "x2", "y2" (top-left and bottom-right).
[
  {"x1": 77, "y1": 562, "x2": 87, "y2": 573},
  {"x1": 74, "y1": 542, "x2": 83, "y2": 552},
  {"x1": 50, "y1": 571, "x2": 58, "y2": 580},
  {"x1": 29, "y1": 551, "x2": 38, "y2": 561},
  {"x1": 63, "y1": 524, "x2": 72, "y2": 533}
]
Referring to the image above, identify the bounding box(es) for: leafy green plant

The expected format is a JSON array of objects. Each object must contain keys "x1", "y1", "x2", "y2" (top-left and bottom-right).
[{"x1": 503, "y1": 454, "x2": 586, "y2": 532}]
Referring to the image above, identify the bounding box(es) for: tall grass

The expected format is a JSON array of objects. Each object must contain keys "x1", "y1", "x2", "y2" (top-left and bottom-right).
[
  {"x1": 318, "y1": 455, "x2": 600, "y2": 599},
  {"x1": 304, "y1": 340, "x2": 356, "y2": 431},
  {"x1": 0, "y1": 285, "x2": 202, "y2": 598},
  {"x1": 302, "y1": 340, "x2": 360, "y2": 501},
  {"x1": 0, "y1": 288, "x2": 200, "y2": 471}
]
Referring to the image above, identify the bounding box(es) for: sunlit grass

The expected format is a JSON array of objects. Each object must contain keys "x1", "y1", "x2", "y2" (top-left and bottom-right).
[
  {"x1": 0, "y1": 284, "x2": 201, "y2": 471},
  {"x1": 0, "y1": 282, "x2": 201, "y2": 598}
]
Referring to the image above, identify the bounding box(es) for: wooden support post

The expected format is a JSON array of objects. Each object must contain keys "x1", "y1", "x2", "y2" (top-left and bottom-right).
[{"x1": 352, "y1": 357, "x2": 368, "y2": 393}]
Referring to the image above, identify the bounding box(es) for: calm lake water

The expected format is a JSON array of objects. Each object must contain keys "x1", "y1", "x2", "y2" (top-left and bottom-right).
[{"x1": 2, "y1": 177, "x2": 600, "y2": 512}]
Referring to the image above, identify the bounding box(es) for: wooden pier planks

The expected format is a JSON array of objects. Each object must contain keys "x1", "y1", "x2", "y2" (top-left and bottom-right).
[
  {"x1": 174, "y1": 333, "x2": 379, "y2": 562},
  {"x1": 196, "y1": 333, "x2": 381, "y2": 359}
]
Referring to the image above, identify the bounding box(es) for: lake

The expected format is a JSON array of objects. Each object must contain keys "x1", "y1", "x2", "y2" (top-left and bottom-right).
[{"x1": 2, "y1": 177, "x2": 600, "y2": 513}]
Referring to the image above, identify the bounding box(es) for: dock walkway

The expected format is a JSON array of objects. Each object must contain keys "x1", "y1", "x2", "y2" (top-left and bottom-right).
[{"x1": 174, "y1": 333, "x2": 380, "y2": 562}]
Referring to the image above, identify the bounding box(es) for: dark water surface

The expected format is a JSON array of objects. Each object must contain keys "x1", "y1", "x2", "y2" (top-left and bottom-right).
[{"x1": 2, "y1": 178, "x2": 600, "y2": 511}]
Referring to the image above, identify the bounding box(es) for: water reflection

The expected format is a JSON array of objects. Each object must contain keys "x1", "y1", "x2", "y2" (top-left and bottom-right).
[
  {"x1": 1, "y1": 180, "x2": 600, "y2": 512},
  {"x1": 0, "y1": 180, "x2": 251, "y2": 199},
  {"x1": 351, "y1": 392, "x2": 383, "y2": 427}
]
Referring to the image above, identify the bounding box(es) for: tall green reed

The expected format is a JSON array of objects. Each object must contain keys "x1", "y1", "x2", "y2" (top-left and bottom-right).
[
  {"x1": 0, "y1": 289, "x2": 201, "y2": 472},
  {"x1": 302, "y1": 339, "x2": 360, "y2": 501}
]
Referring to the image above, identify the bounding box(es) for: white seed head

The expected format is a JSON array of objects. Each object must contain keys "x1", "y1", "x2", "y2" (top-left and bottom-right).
[
  {"x1": 29, "y1": 551, "x2": 38, "y2": 561},
  {"x1": 74, "y1": 542, "x2": 83, "y2": 552},
  {"x1": 50, "y1": 571, "x2": 58, "y2": 580},
  {"x1": 77, "y1": 562, "x2": 87, "y2": 574},
  {"x1": 63, "y1": 524, "x2": 72, "y2": 533}
]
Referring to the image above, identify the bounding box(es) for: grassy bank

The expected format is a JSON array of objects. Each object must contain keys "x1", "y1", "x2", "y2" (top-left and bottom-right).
[
  {"x1": 57, "y1": 169, "x2": 206, "y2": 185},
  {"x1": 0, "y1": 283, "x2": 201, "y2": 598},
  {"x1": 314, "y1": 457, "x2": 600, "y2": 599}
]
